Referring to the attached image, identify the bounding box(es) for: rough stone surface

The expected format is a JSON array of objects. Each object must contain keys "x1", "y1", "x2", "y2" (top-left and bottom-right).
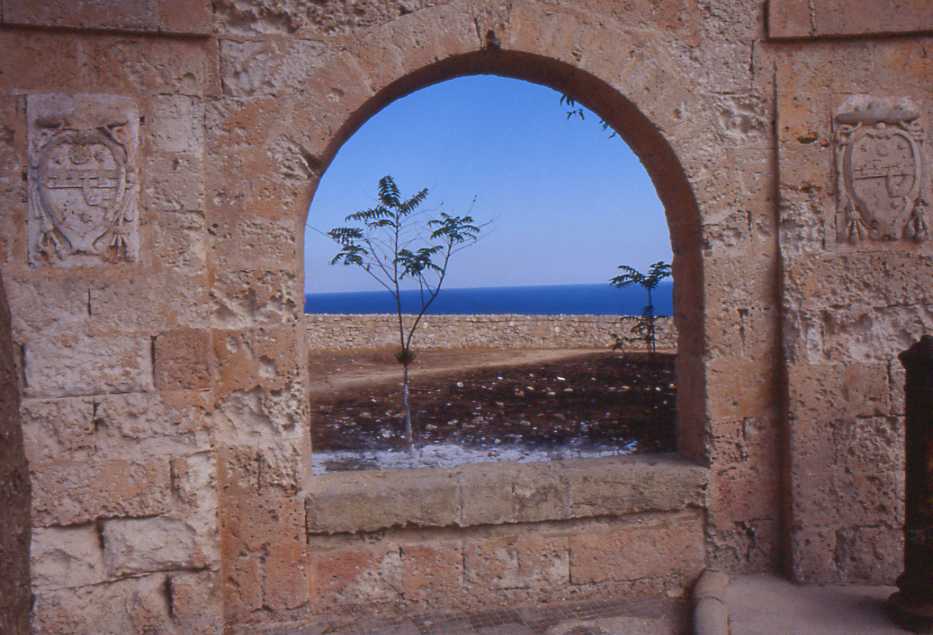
[
  {"x1": 778, "y1": 39, "x2": 933, "y2": 583},
  {"x1": 2, "y1": 0, "x2": 214, "y2": 35},
  {"x1": 3, "y1": 0, "x2": 160, "y2": 32},
  {"x1": 769, "y1": 0, "x2": 933, "y2": 39},
  {"x1": 309, "y1": 511, "x2": 703, "y2": 615},
  {"x1": 31, "y1": 525, "x2": 106, "y2": 591},
  {"x1": 0, "y1": 0, "x2": 927, "y2": 631},
  {"x1": 305, "y1": 314, "x2": 677, "y2": 351},
  {"x1": 568, "y1": 513, "x2": 705, "y2": 585},
  {"x1": 30, "y1": 458, "x2": 171, "y2": 527},
  {"x1": 307, "y1": 456, "x2": 707, "y2": 535},
  {"x1": 102, "y1": 516, "x2": 214, "y2": 576},
  {"x1": 22, "y1": 333, "x2": 153, "y2": 398},
  {"x1": 155, "y1": 328, "x2": 211, "y2": 390}
]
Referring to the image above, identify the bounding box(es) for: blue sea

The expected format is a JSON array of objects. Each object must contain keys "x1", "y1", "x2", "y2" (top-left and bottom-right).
[{"x1": 304, "y1": 282, "x2": 673, "y2": 316}]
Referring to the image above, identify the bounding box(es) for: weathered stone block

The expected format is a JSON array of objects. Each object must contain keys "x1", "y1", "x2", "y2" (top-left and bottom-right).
[
  {"x1": 458, "y1": 465, "x2": 522, "y2": 526},
  {"x1": 209, "y1": 216, "x2": 299, "y2": 271},
  {"x1": 835, "y1": 525, "x2": 903, "y2": 585},
  {"x1": 707, "y1": 517, "x2": 781, "y2": 574},
  {"x1": 171, "y1": 451, "x2": 217, "y2": 513},
  {"x1": 212, "y1": 388, "x2": 307, "y2": 463},
  {"x1": 791, "y1": 415, "x2": 904, "y2": 534},
  {"x1": 147, "y1": 95, "x2": 205, "y2": 154},
  {"x1": 23, "y1": 334, "x2": 153, "y2": 398},
  {"x1": 565, "y1": 457, "x2": 708, "y2": 518},
  {"x1": 458, "y1": 461, "x2": 568, "y2": 527},
  {"x1": 159, "y1": 0, "x2": 213, "y2": 35},
  {"x1": 218, "y1": 450, "x2": 306, "y2": 580},
  {"x1": 832, "y1": 416, "x2": 904, "y2": 525},
  {"x1": 212, "y1": 327, "x2": 300, "y2": 399},
  {"x1": 93, "y1": 391, "x2": 212, "y2": 459},
  {"x1": 310, "y1": 542, "x2": 402, "y2": 608},
  {"x1": 264, "y1": 515, "x2": 309, "y2": 610},
  {"x1": 464, "y1": 533, "x2": 568, "y2": 591},
  {"x1": 80, "y1": 35, "x2": 221, "y2": 97},
  {"x1": 0, "y1": 32, "x2": 76, "y2": 92},
  {"x1": 32, "y1": 573, "x2": 175, "y2": 634},
  {"x1": 20, "y1": 396, "x2": 95, "y2": 465},
  {"x1": 306, "y1": 468, "x2": 459, "y2": 534},
  {"x1": 168, "y1": 570, "x2": 223, "y2": 635},
  {"x1": 785, "y1": 252, "x2": 933, "y2": 311},
  {"x1": 220, "y1": 38, "x2": 328, "y2": 98},
  {"x1": 211, "y1": 269, "x2": 299, "y2": 329},
  {"x1": 3, "y1": 0, "x2": 159, "y2": 32},
  {"x1": 103, "y1": 516, "x2": 213, "y2": 576},
  {"x1": 401, "y1": 543, "x2": 464, "y2": 604},
  {"x1": 31, "y1": 525, "x2": 106, "y2": 590},
  {"x1": 224, "y1": 556, "x2": 263, "y2": 620},
  {"x1": 144, "y1": 153, "x2": 204, "y2": 212},
  {"x1": 88, "y1": 273, "x2": 211, "y2": 335},
  {"x1": 787, "y1": 362, "x2": 890, "y2": 422},
  {"x1": 154, "y1": 211, "x2": 207, "y2": 276},
  {"x1": 790, "y1": 527, "x2": 838, "y2": 583},
  {"x1": 31, "y1": 458, "x2": 171, "y2": 527},
  {"x1": 4, "y1": 274, "x2": 89, "y2": 339},
  {"x1": 786, "y1": 303, "x2": 933, "y2": 366},
  {"x1": 707, "y1": 357, "x2": 777, "y2": 420},
  {"x1": 155, "y1": 328, "x2": 211, "y2": 391},
  {"x1": 767, "y1": 0, "x2": 813, "y2": 39},
  {"x1": 156, "y1": 453, "x2": 221, "y2": 573},
  {"x1": 710, "y1": 460, "x2": 779, "y2": 530},
  {"x1": 568, "y1": 512, "x2": 704, "y2": 585},
  {"x1": 770, "y1": 0, "x2": 933, "y2": 39}
]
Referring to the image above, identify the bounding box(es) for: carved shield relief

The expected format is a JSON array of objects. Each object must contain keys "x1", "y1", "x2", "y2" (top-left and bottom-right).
[
  {"x1": 27, "y1": 94, "x2": 139, "y2": 266},
  {"x1": 835, "y1": 96, "x2": 928, "y2": 243}
]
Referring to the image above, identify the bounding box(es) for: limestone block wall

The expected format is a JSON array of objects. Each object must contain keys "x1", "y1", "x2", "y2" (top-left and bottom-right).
[
  {"x1": 0, "y1": 276, "x2": 29, "y2": 634},
  {"x1": 774, "y1": 32, "x2": 933, "y2": 583},
  {"x1": 0, "y1": 0, "x2": 927, "y2": 631},
  {"x1": 306, "y1": 457, "x2": 708, "y2": 617},
  {"x1": 304, "y1": 314, "x2": 677, "y2": 351}
]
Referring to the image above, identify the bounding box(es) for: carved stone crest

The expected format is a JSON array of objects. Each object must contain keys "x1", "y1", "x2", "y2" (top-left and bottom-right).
[
  {"x1": 834, "y1": 96, "x2": 928, "y2": 243},
  {"x1": 28, "y1": 94, "x2": 139, "y2": 266}
]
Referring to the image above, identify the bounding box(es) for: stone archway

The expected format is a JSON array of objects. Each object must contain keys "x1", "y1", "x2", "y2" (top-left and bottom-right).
[
  {"x1": 303, "y1": 52, "x2": 707, "y2": 451},
  {"x1": 203, "y1": 2, "x2": 781, "y2": 627},
  {"x1": 299, "y1": 21, "x2": 710, "y2": 461}
]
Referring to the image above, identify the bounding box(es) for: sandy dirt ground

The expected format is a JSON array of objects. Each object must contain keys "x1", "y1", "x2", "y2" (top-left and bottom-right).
[{"x1": 308, "y1": 349, "x2": 677, "y2": 472}]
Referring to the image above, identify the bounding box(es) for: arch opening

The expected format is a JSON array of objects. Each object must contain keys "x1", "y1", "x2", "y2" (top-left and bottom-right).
[{"x1": 300, "y1": 51, "x2": 705, "y2": 471}]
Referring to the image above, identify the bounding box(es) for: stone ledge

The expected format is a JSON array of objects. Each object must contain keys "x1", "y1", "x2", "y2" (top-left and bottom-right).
[
  {"x1": 305, "y1": 454, "x2": 708, "y2": 535},
  {"x1": 1, "y1": 0, "x2": 212, "y2": 36},
  {"x1": 768, "y1": 0, "x2": 933, "y2": 40}
]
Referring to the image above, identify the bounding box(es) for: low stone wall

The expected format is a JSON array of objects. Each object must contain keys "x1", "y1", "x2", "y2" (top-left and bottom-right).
[
  {"x1": 306, "y1": 456, "x2": 707, "y2": 615},
  {"x1": 305, "y1": 314, "x2": 677, "y2": 351}
]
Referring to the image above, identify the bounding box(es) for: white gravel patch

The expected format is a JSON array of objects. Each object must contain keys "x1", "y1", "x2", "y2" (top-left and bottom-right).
[{"x1": 311, "y1": 440, "x2": 638, "y2": 474}]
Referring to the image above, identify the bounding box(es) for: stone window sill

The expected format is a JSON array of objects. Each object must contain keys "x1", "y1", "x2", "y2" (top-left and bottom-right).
[{"x1": 305, "y1": 454, "x2": 708, "y2": 535}]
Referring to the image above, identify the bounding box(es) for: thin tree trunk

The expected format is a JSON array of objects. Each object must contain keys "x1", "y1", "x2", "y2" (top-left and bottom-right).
[
  {"x1": 647, "y1": 287, "x2": 655, "y2": 353},
  {"x1": 402, "y1": 362, "x2": 414, "y2": 451}
]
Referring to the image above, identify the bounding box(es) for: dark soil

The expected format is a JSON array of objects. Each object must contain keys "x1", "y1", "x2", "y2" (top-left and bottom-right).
[{"x1": 310, "y1": 351, "x2": 677, "y2": 455}]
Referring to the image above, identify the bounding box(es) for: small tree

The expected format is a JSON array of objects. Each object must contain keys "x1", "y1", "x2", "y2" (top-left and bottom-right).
[
  {"x1": 560, "y1": 94, "x2": 616, "y2": 138},
  {"x1": 610, "y1": 261, "x2": 672, "y2": 353},
  {"x1": 328, "y1": 175, "x2": 481, "y2": 450}
]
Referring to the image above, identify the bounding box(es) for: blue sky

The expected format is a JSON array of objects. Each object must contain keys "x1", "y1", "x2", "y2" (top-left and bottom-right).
[{"x1": 304, "y1": 75, "x2": 671, "y2": 294}]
